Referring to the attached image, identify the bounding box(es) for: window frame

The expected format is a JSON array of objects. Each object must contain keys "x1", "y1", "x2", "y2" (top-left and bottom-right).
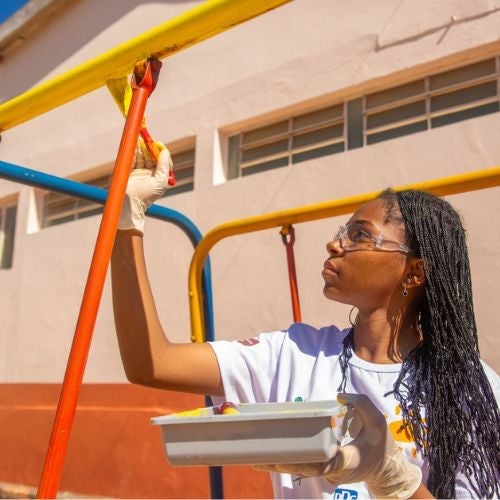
[
  {"x1": 226, "y1": 55, "x2": 500, "y2": 177},
  {"x1": 40, "y1": 141, "x2": 196, "y2": 229},
  {"x1": 229, "y1": 104, "x2": 346, "y2": 178},
  {"x1": 363, "y1": 57, "x2": 499, "y2": 144},
  {"x1": 0, "y1": 198, "x2": 18, "y2": 270}
]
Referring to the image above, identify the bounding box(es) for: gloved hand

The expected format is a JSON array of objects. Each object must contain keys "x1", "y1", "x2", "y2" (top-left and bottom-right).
[
  {"x1": 256, "y1": 393, "x2": 422, "y2": 499},
  {"x1": 118, "y1": 138, "x2": 173, "y2": 233}
]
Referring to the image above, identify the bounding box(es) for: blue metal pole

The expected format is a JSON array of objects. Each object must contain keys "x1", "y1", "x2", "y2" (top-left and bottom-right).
[
  {"x1": 0, "y1": 159, "x2": 215, "y2": 338},
  {"x1": 0, "y1": 159, "x2": 222, "y2": 499}
]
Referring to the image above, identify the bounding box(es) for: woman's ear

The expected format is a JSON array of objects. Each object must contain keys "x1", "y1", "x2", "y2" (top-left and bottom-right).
[{"x1": 406, "y1": 259, "x2": 426, "y2": 289}]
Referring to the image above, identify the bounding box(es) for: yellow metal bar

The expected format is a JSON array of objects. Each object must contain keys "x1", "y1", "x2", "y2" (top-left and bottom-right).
[
  {"x1": 189, "y1": 166, "x2": 500, "y2": 343},
  {"x1": 0, "y1": 0, "x2": 292, "y2": 132}
]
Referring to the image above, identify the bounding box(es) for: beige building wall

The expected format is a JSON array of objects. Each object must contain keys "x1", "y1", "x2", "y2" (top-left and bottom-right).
[{"x1": 1, "y1": 0, "x2": 499, "y2": 386}]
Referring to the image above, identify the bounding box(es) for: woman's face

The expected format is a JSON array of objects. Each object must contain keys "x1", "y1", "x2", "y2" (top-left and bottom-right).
[{"x1": 322, "y1": 198, "x2": 411, "y2": 311}]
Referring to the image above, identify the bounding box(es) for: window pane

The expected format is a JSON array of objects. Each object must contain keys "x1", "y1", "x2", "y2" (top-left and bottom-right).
[
  {"x1": 292, "y1": 143, "x2": 345, "y2": 164},
  {"x1": 43, "y1": 195, "x2": 77, "y2": 224},
  {"x1": 241, "y1": 139, "x2": 289, "y2": 164},
  {"x1": 241, "y1": 121, "x2": 288, "y2": 145},
  {"x1": 431, "y1": 81, "x2": 497, "y2": 113},
  {"x1": 171, "y1": 165, "x2": 194, "y2": 182},
  {"x1": 42, "y1": 176, "x2": 109, "y2": 228},
  {"x1": 1, "y1": 205, "x2": 17, "y2": 269},
  {"x1": 367, "y1": 120, "x2": 428, "y2": 145},
  {"x1": 164, "y1": 183, "x2": 194, "y2": 196},
  {"x1": 430, "y1": 59, "x2": 496, "y2": 91},
  {"x1": 40, "y1": 143, "x2": 196, "y2": 227},
  {"x1": 366, "y1": 100, "x2": 426, "y2": 129},
  {"x1": 431, "y1": 102, "x2": 500, "y2": 128},
  {"x1": 292, "y1": 124, "x2": 343, "y2": 149},
  {"x1": 227, "y1": 134, "x2": 241, "y2": 180},
  {"x1": 292, "y1": 104, "x2": 343, "y2": 130},
  {"x1": 75, "y1": 206, "x2": 102, "y2": 220},
  {"x1": 164, "y1": 147, "x2": 195, "y2": 195},
  {"x1": 366, "y1": 80, "x2": 424, "y2": 110},
  {"x1": 242, "y1": 157, "x2": 289, "y2": 176},
  {"x1": 347, "y1": 98, "x2": 363, "y2": 149},
  {"x1": 173, "y1": 148, "x2": 195, "y2": 165}
]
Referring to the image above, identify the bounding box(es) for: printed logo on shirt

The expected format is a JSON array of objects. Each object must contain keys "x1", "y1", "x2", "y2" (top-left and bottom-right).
[
  {"x1": 237, "y1": 337, "x2": 260, "y2": 346},
  {"x1": 333, "y1": 488, "x2": 358, "y2": 499}
]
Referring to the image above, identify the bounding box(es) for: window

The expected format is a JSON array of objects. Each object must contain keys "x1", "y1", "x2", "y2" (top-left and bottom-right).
[
  {"x1": 364, "y1": 58, "x2": 499, "y2": 144},
  {"x1": 226, "y1": 56, "x2": 500, "y2": 177},
  {"x1": 42, "y1": 173, "x2": 110, "y2": 228},
  {"x1": 41, "y1": 143, "x2": 196, "y2": 228},
  {"x1": 227, "y1": 104, "x2": 345, "y2": 178},
  {"x1": 0, "y1": 200, "x2": 17, "y2": 269},
  {"x1": 163, "y1": 145, "x2": 195, "y2": 197}
]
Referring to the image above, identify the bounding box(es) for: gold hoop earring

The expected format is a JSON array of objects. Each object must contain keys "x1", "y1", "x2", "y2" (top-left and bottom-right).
[{"x1": 349, "y1": 306, "x2": 358, "y2": 326}]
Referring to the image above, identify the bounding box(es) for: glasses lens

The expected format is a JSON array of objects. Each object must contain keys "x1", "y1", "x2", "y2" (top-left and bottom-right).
[
  {"x1": 333, "y1": 226, "x2": 346, "y2": 246},
  {"x1": 345, "y1": 223, "x2": 374, "y2": 247}
]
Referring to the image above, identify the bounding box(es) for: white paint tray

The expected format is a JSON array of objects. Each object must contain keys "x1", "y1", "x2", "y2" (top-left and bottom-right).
[{"x1": 151, "y1": 400, "x2": 347, "y2": 466}]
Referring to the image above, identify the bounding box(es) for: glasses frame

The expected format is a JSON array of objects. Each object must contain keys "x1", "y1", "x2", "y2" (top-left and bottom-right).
[{"x1": 334, "y1": 223, "x2": 413, "y2": 254}]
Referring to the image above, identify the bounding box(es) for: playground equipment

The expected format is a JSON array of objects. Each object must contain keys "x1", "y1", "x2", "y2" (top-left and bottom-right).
[
  {"x1": 0, "y1": 1, "x2": 292, "y2": 498},
  {"x1": 1, "y1": 0, "x2": 499, "y2": 498},
  {"x1": 0, "y1": 0, "x2": 293, "y2": 132},
  {"x1": 187, "y1": 167, "x2": 500, "y2": 344}
]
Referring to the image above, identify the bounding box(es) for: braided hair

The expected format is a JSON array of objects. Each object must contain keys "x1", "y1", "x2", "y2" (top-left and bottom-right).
[{"x1": 338, "y1": 189, "x2": 500, "y2": 498}]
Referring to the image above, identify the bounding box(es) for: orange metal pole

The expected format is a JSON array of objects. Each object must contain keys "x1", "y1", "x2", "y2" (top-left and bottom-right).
[{"x1": 36, "y1": 59, "x2": 161, "y2": 499}]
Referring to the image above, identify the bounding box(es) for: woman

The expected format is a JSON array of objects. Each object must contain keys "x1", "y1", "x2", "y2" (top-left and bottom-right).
[{"x1": 112, "y1": 143, "x2": 500, "y2": 498}]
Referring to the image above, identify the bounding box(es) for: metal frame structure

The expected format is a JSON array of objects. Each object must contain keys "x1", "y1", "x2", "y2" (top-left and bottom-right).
[
  {"x1": 0, "y1": 0, "x2": 292, "y2": 132},
  {"x1": 0, "y1": 1, "x2": 293, "y2": 498},
  {"x1": 188, "y1": 166, "x2": 500, "y2": 343},
  {"x1": 1, "y1": 0, "x2": 499, "y2": 498}
]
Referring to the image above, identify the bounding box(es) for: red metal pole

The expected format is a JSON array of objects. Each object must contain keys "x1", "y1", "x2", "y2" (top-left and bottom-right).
[
  {"x1": 280, "y1": 225, "x2": 302, "y2": 323},
  {"x1": 36, "y1": 59, "x2": 161, "y2": 499}
]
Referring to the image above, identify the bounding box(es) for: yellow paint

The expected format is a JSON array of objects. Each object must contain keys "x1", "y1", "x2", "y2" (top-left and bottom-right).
[
  {"x1": 189, "y1": 166, "x2": 500, "y2": 342},
  {"x1": 389, "y1": 420, "x2": 415, "y2": 443},
  {"x1": 221, "y1": 407, "x2": 240, "y2": 415},
  {"x1": 172, "y1": 407, "x2": 210, "y2": 418},
  {"x1": 0, "y1": 0, "x2": 292, "y2": 131},
  {"x1": 106, "y1": 77, "x2": 134, "y2": 118}
]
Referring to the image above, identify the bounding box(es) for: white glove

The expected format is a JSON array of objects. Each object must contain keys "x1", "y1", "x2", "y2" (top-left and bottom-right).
[
  {"x1": 118, "y1": 139, "x2": 173, "y2": 233},
  {"x1": 257, "y1": 393, "x2": 422, "y2": 499}
]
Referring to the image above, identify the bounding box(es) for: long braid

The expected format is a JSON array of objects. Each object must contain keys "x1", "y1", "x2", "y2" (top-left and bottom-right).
[
  {"x1": 337, "y1": 189, "x2": 500, "y2": 498},
  {"x1": 390, "y1": 190, "x2": 499, "y2": 497},
  {"x1": 338, "y1": 327, "x2": 354, "y2": 392}
]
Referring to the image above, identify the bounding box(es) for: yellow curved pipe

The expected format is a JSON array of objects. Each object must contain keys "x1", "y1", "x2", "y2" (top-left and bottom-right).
[
  {"x1": 189, "y1": 166, "x2": 500, "y2": 342},
  {"x1": 0, "y1": 0, "x2": 292, "y2": 132}
]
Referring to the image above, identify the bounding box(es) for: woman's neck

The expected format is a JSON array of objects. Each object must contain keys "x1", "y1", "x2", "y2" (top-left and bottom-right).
[{"x1": 352, "y1": 309, "x2": 422, "y2": 364}]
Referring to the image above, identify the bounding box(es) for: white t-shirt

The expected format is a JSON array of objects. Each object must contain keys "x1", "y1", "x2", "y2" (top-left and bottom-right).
[{"x1": 209, "y1": 323, "x2": 500, "y2": 499}]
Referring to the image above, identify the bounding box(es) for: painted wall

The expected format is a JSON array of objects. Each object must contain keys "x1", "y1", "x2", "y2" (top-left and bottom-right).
[{"x1": 0, "y1": 0, "x2": 499, "y2": 496}]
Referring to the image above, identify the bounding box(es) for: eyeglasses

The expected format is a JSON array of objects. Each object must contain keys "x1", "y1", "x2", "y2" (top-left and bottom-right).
[{"x1": 333, "y1": 222, "x2": 413, "y2": 254}]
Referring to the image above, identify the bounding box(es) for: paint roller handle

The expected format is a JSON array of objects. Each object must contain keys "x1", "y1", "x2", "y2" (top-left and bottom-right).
[
  {"x1": 131, "y1": 58, "x2": 176, "y2": 186},
  {"x1": 140, "y1": 127, "x2": 176, "y2": 186}
]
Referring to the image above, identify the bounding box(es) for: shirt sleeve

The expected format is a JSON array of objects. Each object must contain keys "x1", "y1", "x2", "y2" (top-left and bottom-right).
[{"x1": 209, "y1": 330, "x2": 287, "y2": 405}]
